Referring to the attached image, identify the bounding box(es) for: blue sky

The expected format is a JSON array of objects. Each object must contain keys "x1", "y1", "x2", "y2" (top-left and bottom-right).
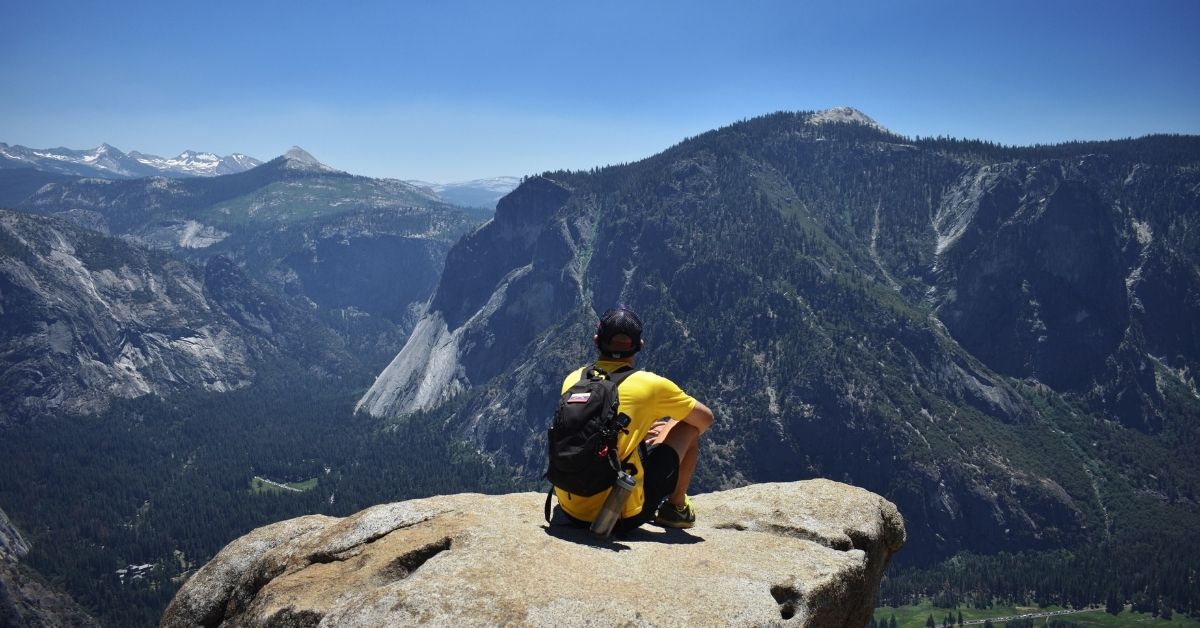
[{"x1": 2, "y1": 0, "x2": 1197, "y2": 181}]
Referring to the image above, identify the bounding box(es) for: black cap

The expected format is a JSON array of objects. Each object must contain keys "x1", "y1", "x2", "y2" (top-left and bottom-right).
[{"x1": 596, "y1": 307, "x2": 643, "y2": 358}]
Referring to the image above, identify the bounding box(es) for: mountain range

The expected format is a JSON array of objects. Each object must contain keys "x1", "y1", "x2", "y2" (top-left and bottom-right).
[
  {"x1": 0, "y1": 109, "x2": 1197, "y2": 624},
  {"x1": 359, "y1": 110, "x2": 1200, "y2": 571},
  {"x1": 0, "y1": 146, "x2": 489, "y2": 423},
  {"x1": 406, "y1": 176, "x2": 521, "y2": 209},
  {"x1": 0, "y1": 142, "x2": 261, "y2": 179},
  {"x1": 0, "y1": 141, "x2": 520, "y2": 209}
]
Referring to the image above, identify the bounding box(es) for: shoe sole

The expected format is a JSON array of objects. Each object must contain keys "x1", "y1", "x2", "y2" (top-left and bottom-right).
[{"x1": 654, "y1": 518, "x2": 695, "y2": 529}]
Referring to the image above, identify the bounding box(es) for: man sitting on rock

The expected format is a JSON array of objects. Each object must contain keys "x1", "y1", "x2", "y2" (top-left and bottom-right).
[{"x1": 553, "y1": 306, "x2": 714, "y2": 533}]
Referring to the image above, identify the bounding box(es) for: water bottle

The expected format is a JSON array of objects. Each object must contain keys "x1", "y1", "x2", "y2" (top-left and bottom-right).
[{"x1": 590, "y1": 471, "x2": 635, "y2": 539}]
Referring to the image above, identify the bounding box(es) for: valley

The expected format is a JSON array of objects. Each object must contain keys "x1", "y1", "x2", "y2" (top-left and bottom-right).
[
  {"x1": 874, "y1": 601, "x2": 1200, "y2": 627},
  {"x1": 1, "y1": 111, "x2": 1198, "y2": 625}
]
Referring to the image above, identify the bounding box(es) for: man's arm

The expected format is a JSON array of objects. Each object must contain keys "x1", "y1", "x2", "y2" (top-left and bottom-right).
[
  {"x1": 645, "y1": 400, "x2": 713, "y2": 444},
  {"x1": 680, "y1": 401, "x2": 713, "y2": 434}
]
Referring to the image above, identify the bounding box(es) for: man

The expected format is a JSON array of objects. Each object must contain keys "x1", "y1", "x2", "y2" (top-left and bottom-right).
[{"x1": 554, "y1": 306, "x2": 713, "y2": 534}]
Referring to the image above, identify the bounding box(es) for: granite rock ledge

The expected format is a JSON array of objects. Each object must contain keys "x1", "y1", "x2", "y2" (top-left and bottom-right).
[{"x1": 162, "y1": 479, "x2": 905, "y2": 627}]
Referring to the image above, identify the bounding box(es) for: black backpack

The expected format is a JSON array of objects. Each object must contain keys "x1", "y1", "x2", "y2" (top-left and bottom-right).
[{"x1": 543, "y1": 365, "x2": 637, "y2": 518}]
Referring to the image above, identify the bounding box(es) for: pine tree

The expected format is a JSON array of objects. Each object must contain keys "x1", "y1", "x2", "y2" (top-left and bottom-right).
[{"x1": 1106, "y1": 592, "x2": 1123, "y2": 615}]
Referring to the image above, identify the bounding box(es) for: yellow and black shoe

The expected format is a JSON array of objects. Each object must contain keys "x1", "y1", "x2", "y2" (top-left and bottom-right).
[{"x1": 654, "y1": 496, "x2": 696, "y2": 529}]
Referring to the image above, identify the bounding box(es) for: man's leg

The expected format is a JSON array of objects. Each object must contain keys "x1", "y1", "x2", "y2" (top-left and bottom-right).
[{"x1": 659, "y1": 420, "x2": 700, "y2": 507}]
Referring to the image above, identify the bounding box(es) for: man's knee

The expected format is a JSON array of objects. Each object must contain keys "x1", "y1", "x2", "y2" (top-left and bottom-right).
[{"x1": 663, "y1": 421, "x2": 700, "y2": 459}]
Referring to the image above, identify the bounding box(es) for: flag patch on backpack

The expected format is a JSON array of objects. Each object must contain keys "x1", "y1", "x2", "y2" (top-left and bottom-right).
[{"x1": 567, "y1": 393, "x2": 591, "y2": 404}]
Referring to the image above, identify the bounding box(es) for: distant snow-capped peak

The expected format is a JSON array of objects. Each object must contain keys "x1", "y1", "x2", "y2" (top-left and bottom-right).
[
  {"x1": 131, "y1": 149, "x2": 263, "y2": 176},
  {"x1": 0, "y1": 141, "x2": 261, "y2": 178},
  {"x1": 808, "y1": 107, "x2": 891, "y2": 134}
]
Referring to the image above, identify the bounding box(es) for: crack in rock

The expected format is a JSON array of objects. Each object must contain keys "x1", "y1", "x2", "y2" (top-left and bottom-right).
[
  {"x1": 304, "y1": 509, "x2": 446, "y2": 565},
  {"x1": 714, "y1": 508, "x2": 892, "y2": 554},
  {"x1": 375, "y1": 537, "x2": 453, "y2": 584},
  {"x1": 765, "y1": 523, "x2": 853, "y2": 551},
  {"x1": 716, "y1": 519, "x2": 856, "y2": 552}
]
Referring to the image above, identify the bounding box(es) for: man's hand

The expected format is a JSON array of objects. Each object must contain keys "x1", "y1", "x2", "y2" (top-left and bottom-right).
[{"x1": 643, "y1": 417, "x2": 672, "y2": 445}]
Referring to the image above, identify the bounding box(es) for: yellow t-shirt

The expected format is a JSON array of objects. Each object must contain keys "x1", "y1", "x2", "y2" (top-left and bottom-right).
[{"x1": 555, "y1": 360, "x2": 697, "y2": 521}]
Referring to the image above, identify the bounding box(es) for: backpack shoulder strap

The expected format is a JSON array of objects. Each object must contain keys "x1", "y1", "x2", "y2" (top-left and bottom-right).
[
  {"x1": 605, "y1": 365, "x2": 639, "y2": 470},
  {"x1": 578, "y1": 364, "x2": 638, "y2": 385},
  {"x1": 607, "y1": 365, "x2": 638, "y2": 385}
]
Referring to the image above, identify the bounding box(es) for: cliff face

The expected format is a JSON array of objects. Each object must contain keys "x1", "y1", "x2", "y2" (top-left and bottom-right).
[
  {"x1": 354, "y1": 116, "x2": 1200, "y2": 565},
  {"x1": 0, "y1": 210, "x2": 258, "y2": 421},
  {"x1": 0, "y1": 210, "x2": 361, "y2": 423},
  {"x1": 0, "y1": 508, "x2": 99, "y2": 627},
  {"x1": 162, "y1": 480, "x2": 904, "y2": 627},
  {"x1": 930, "y1": 157, "x2": 1200, "y2": 432}
]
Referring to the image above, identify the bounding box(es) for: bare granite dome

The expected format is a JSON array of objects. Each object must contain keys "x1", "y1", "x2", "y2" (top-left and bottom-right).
[{"x1": 162, "y1": 479, "x2": 904, "y2": 627}]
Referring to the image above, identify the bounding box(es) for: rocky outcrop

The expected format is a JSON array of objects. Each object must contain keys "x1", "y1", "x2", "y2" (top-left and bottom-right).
[
  {"x1": 0, "y1": 509, "x2": 28, "y2": 564},
  {"x1": 1, "y1": 507, "x2": 99, "y2": 627},
  {"x1": 163, "y1": 480, "x2": 904, "y2": 627}
]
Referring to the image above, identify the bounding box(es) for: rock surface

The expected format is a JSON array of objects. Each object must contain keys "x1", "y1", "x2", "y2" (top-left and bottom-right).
[
  {"x1": 0, "y1": 210, "x2": 259, "y2": 421},
  {"x1": 0, "y1": 507, "x2": 99, "y2": 627},
  {"x1": 162, "y1": 480, "x2": 904, "y2": 627}
]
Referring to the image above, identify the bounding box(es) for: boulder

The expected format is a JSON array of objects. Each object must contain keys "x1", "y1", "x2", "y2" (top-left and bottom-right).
[{"x1": 162, "y1": 480, "x2": 904, "y2": 627}]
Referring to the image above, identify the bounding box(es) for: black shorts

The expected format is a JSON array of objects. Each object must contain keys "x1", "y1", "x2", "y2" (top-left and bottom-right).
[
  {"x1": 556, "y1": 444, "x2": 680, "y2": 535},
  {"x1": 613, "y1": 443, "x2": 681, "y2": 534}
]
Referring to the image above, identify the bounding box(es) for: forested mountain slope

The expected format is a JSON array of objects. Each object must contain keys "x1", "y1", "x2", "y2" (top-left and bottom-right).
[
  {"x1": 360, "y1": 111, "x2": 1200, "y2": 588},
  {"x1": 0, "y1": 151, "x2": 499, "y2": 624},
  {"x1": 0, "y1": 110, "x2": 1196, "y2": 624},
  {"x1": 12, "y1": 147, "x2": 489, "y2": 331},
  {"x1": 0, "y1": 209, "x2": 359, "y2": 421}
]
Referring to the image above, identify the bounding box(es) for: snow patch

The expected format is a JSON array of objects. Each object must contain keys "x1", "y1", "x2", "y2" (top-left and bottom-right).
[
  {"x1": 3, "y1": 142, "x2": 259, "y2": 177},
  {"x1": 765, "y1": 385, "x2": 781, "y2": 415}
]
